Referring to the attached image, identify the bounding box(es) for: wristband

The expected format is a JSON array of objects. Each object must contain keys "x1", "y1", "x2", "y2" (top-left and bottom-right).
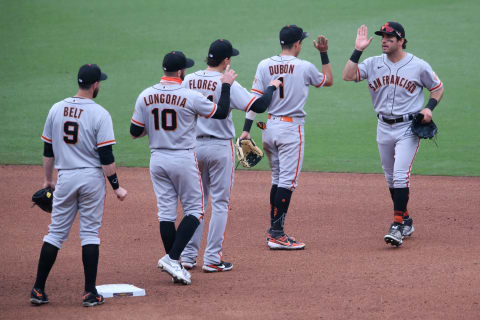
[
  {"x1": 350, "y1": 49, "x2": 363, "y2": 63},
  {"x1": 107, "y1": 173, "x2": 119, "y2": 190},
  {"x1": 243, "y1": 119, "x2": 254, "y2": 132},
  {"x1": 320, "y1": 52, "x2": 329, "y2": 65},
  {"x1": 425, "y1": 98, "x2": 438, "y2": 111}
]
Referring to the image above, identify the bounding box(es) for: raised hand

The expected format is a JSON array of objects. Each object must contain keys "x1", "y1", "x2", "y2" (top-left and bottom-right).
[
  {"x1": 220, "y1": 64, "x2": 238, "y2": 85},
  {"x1": 313, "y1": 35, "x2": 328, "y2": 52},
  {"x1": 355, "y1": 25, "x2": 373, "y2": 51}
]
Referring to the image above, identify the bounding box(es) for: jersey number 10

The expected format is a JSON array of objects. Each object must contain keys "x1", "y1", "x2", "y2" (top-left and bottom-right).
[{"x1": 152, "y1": 108, "x2": 177, "y2": 131}]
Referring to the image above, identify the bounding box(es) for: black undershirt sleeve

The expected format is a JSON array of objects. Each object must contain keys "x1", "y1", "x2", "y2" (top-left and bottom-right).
[
  {"x1": 211, "y1": 83, "x2": 231, "y2": 119},
  {"x1": 97, "y1": 145, "x2": 115, "y2": 165},
  {"x1": 249, "y1": 85, "x2": 277, "y2": 113},
  {"x1": 130, "y1": 123, "x2": 144, "y2": 137},
  {"x1": 43, "y1": 142, "x2": 54, "y2": 158}
]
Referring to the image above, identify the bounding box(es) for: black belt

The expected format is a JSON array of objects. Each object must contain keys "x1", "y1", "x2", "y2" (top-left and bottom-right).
[
  {"x1": 197, "y1": 135, "x2": 225, "y2": 139},
  {"x1": 377, "y1": 114, "x2": 414, "y2": 124}
]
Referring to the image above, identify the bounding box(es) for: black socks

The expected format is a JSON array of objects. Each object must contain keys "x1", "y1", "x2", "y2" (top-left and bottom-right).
[
  {"x1": 168, "y1": 215, "x2": 200, "y2": 260},
  {"x1": 393, "y1": 187, "x2": 409, "y2": 212},
  {"x1": 34, "y1": 242, "x2": 59, "y2": 290},
  {"x1": 270, "y1": 187, "x2": 293, "y2": 236},
  {"x1": 82, "y1": 244, "x2": 99, "y2": 293},
  {"x1": 269, "y1": 184, "x2": 278, "y2": 227},
  {"x1": 160, "y1": 221, "x2": 176, "y2": 254}
]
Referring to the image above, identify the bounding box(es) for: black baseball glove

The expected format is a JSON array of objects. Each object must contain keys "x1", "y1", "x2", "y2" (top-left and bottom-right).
[
  {"x1": 411, "y1": 113, "x2": 438, "y2": 139},
  {"x1": 32, "y1": 187, "x2": 53, "y2": 213}
]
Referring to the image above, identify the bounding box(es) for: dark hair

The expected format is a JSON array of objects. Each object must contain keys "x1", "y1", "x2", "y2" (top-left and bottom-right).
[
  {"x1": 206, "y1": 56, "x2": 228, "y2": 67},
  {"x1": 78, "y1": 83, "x2": 94, "y2": 90},
  {"x1": 281, "y1": 39, "x2": 302, "y2": 50},
  {"x1": 281, "y1": 43, "x2": 295, "y2": 50},
  {"x1": 164, "y1": 71, "x2": 179, "y2": 77},
  {"x1": 402, "y1": 38, "x2": 407, "y2": 49}
]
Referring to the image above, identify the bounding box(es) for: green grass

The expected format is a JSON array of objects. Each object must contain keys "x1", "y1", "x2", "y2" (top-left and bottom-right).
[{"x1": 1, "y1": 0, "x2": 479, "y2": 175}]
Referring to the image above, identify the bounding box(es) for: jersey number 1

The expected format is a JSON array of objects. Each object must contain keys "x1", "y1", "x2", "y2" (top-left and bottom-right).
[
  {"x1": 152, "y1": 108, "x2": 177, "y2": 131},
  {"x1": 278, "y1": 77, "x2": 285, "y2": 99}
]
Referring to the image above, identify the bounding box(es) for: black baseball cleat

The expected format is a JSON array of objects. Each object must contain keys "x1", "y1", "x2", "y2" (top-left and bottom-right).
[
  {"x1": 384, "y1": 222, "x2": 403, "y2": 247},
  {"x1": 30, "y1": 287, "x2": 49, "y2": 305},
  {"x1": 202, "y1": 261, "x2": 233, "y2": 272},
  {"x1": 402, "y1": 217, "x2": 415, "y2": 237},
  {"x1": 82, "y1": 291, "x2": 104, "y2": 307}
]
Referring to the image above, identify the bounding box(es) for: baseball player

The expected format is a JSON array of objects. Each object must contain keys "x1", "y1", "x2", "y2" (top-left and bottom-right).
[
  {"x1": 30, "y1": 64, "x2": 128, "y2": 307},
  {"x1": 130, "y1": 51, "x2": 236, "y2": 284},
  {"x1": 240, "y1": 25, "x2": 333, "y2": 250},
  {"x1": 180, "y1": 39, "x2": 281, "y2": 272},
  {"x1": 342, "y1": 22, "x2": 444, "y2": 246}
]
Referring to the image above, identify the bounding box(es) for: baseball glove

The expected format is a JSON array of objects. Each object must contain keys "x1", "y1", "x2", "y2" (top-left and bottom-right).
[
  {"x1": 410, "y1": 113, "x2": 438, "y2": 139},
  {"x1": 235, "y1": 138, "x2": 264, "y2": 168},
  {"x1": 32, "y1": 187, "x2": 53, "y2": 213}
]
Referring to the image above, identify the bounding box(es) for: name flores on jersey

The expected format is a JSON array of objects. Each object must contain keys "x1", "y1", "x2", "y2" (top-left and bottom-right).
[
  {"x1": 369, "y1": 75, "x2": 417, "y2": 94},
  {"x1": 188, "y1": 79, "x2": 217, "y2": 91},
  {"x1": 144, "y1": 94, "x2": 187, "y2": 108}
]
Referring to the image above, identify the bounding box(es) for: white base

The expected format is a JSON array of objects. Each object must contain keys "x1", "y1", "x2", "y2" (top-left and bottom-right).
[{"x1": 96, "y1": 284, "x2": 146, "y2": 298}]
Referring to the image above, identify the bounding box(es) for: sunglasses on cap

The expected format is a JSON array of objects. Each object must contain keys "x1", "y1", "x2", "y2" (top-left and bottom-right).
[{"x1": 380, "y1": 23, "x2": 402, "y2": 37}]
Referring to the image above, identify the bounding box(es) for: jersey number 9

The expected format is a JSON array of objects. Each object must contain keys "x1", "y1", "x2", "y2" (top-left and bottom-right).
[
  {"x1": 152, "y1": 108, "x2": 177, "y2": 131},
  {"x1": 63, "y1": 121, "x2": 79, "y2": 144}
]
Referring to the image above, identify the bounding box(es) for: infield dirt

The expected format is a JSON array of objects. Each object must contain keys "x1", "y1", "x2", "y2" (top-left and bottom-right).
[{"x1": 1, "y1": 166, "x2": 479, "y2": 319}]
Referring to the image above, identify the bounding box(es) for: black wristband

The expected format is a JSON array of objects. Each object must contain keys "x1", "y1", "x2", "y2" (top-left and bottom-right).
[
  {"x1": 243, "y1": 119, "x2": 254, "y2": 132},
  {"x1": 425, "y1": 98, "x2": 438, "y2": 111},
  {"x1": 107, "y1": 173, "x2": 119, "y2": 190},
  {"x1": 320, "y1": 52, "x2": 329, "y2": 65},
  {"x1": 350, "y1": 49, "x2": 363, "y2": 64}
]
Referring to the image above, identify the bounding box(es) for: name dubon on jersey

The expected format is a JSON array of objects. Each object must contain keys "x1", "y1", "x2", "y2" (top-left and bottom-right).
[{"x1": 251, "y1": 55, "x2": 326, "y2": 117}]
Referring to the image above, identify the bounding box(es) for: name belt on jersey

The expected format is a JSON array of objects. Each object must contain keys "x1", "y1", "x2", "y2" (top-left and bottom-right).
[
  {"x1": 144, "y1": 94, "x2": 187, "y2": 108},
  {"x1": 369, "y1": 75, "x2": 417, "y2": 94}
]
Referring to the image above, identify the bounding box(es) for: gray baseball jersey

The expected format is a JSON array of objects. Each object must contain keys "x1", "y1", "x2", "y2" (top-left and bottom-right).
[
  {"x1": 41, "y1": 97, "x2": 115, "y2": 169},
  {"x1": 181, "y1": 69, "x2": 254, "y2": 266},
  {"x1": 183, "y1": 70, "x2": 257, "y2": 139},
  {"x1": 41, "y1": 97, "x2": 115, "y2": 248},
  {"x1": 251, "y1": 55, "x2": 327, "y2": 117},
  {"x1": 355, "y1": 52, "x2": 443, "y2": 188},
  {"x1": 132, "y1": 77, "x2": 219, "y2": 222},
  {"x1": 356, "y1": 53, "x2": 443, "y2": 116},
  {"x1": 131, "y1": 77, "x2": 218, "y2": 149}
]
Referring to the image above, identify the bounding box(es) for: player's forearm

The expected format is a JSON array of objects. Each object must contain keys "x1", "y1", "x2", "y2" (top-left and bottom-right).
[
  {"x1": 249, "y1": 85, "x2": 277, "y2": 113},
  {"x1": 242, "y1": 110, "x2": 258, "y2": 133},
  {"x1": 430, "y1": 86, "x2": 444, "y2": 104},
  {"x1": 101, "y1": 163, "x2": 117, "y2": 177},
  {"x1": 342, "y1": 60, "x2": 358, "y2": 81},
  {"x1": 211, "y1": 83, "x2": 231, "y2": 119},
  {"x1": 321, "y1": 64, "x2": 333, "y2": 87},
  {"x1": 43, "y1": 156, "x2": 55, "y2": 185}
]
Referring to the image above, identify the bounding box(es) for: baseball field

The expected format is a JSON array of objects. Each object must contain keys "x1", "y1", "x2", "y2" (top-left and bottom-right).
[{"x1": 1, "y1": 0, "x2": 480, "y2": 319}]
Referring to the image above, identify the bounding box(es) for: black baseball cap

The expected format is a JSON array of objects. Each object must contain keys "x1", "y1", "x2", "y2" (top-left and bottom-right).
[
  {"x1": 208, "y1": 39, "x2": 239, "y2": 61},
  {"x1": 280, "y1": 25, "x2": 309, "y2": 45},
  {"x1": 375, "y1": 22, "x2": 405, "y2": 39},
  {"x1": 162, "y1": 51, "x2": 195, "y2": 72},
  {"x1": 77, "y1": 64, "x2": 107, "y2": 85}
]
